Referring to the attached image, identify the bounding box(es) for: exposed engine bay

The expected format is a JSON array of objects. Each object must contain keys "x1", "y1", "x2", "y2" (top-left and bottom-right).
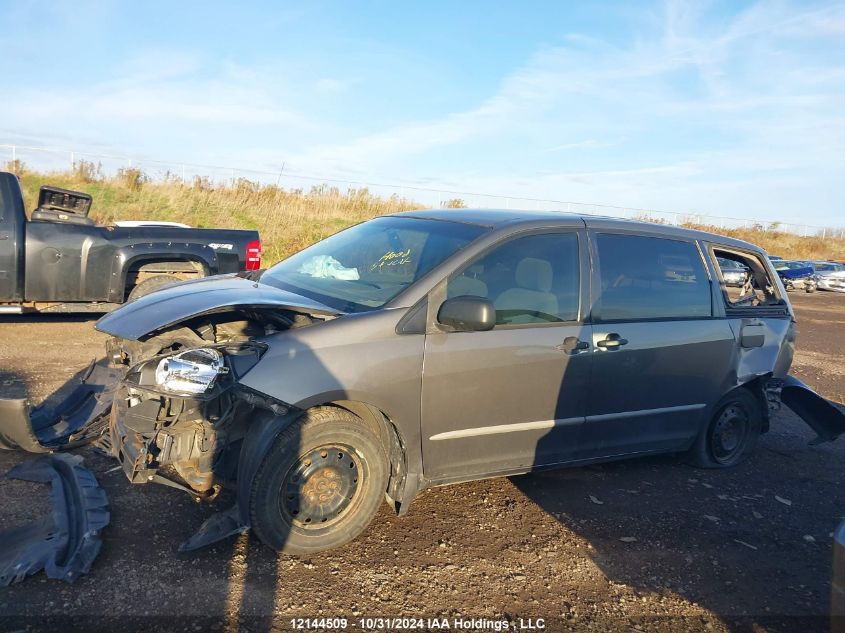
[{"x1": 101, "y1": 308, "x2": 318, "y2": 516}]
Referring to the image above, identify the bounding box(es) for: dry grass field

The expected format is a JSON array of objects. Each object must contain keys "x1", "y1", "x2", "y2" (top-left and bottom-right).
[{"x1": 10, "y1": 163, "x2": 845, "y2": 264}]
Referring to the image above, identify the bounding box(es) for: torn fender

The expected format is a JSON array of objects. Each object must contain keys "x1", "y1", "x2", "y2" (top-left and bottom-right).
[
  {"x1": 0, "y1": 453, "x2": 109, "y2": 585},
  {"x1": 779, "y1": 375, "x2": 845, "y2": 444},
  {"x1": 0, "y1": 360, "x2": 121, "y2": 453},
  {"x1": 179, "y1": 409, "x2": 298, "y2": 552}
]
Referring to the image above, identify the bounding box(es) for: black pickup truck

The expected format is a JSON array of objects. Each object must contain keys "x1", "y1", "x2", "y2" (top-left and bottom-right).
[{"x1": 0, "y1": 171, "x2": 261, "y2": 313}]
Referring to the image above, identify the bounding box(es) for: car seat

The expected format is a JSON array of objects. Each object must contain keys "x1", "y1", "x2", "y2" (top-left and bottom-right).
[
  {"x1": 495, "y1": 257, "x2": 558, "y2": 320},
  {"x1": 449, "y1": 274, "x2": 488, "y2": 299}
]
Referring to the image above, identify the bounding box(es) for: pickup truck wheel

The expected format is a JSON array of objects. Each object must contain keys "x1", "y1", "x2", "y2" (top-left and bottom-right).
[
  {"x1": 127, "y1": 274, "x2": 181, "y2": 301},
  {"x1": 249, "y1": 407, "x2": 388, "y2": 554},
  {"x1": 687, "y1": 389, "x2": 762, "y2": 468}
]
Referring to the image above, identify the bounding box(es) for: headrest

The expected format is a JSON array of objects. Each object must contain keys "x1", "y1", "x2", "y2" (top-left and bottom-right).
[{"x1": 515, "y1": 258, "x2": 553, "y2": 292}]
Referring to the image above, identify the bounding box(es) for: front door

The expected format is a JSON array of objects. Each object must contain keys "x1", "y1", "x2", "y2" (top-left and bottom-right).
[{"x1": 420, "y1": 230, "x2": 591, "y2": 481}]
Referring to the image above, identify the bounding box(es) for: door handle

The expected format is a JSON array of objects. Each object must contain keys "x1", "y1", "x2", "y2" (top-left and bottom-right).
[
  {"x1": 555, "y1": 336, "x2": 590, "y2": 354},
  {"x1": 596, "y1": 333, "x2": 628, "y2": 349},
  {"x1": 0, "y1": 232, "x2": 8, "y2": 240}
]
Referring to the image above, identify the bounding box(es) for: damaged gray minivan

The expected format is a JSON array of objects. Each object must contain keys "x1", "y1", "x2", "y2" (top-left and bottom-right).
[{"x1": 3, "y1": 208, "x2": 844, "y2": 555}]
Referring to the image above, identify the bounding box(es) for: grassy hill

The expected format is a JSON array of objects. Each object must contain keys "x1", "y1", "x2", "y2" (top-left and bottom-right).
[{"x1": 12, "y1": 164, "x2": 844, "y2": 264}]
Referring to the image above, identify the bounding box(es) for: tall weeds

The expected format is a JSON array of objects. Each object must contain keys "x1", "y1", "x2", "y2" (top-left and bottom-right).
[
  {"x1": 14, "y1": 169, "x2": 844, "y2": 264},
  {"x1": 17, "y1": 171, "x2": 420, "y2": 263}
]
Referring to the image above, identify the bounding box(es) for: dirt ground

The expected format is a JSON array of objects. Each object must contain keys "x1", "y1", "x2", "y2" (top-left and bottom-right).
[{"x1": 0, "y1": 291, "x2": 843, "y2": 633}]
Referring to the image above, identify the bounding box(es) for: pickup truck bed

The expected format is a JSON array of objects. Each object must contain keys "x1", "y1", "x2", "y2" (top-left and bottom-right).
[{"x1": 0, "y1": 172, "x2": 261, "y2": 312}]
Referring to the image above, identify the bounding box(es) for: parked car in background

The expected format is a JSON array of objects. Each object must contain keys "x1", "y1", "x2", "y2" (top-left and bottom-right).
[
  {"x1": 772, "y1": 260, "x2": 817, "y2": 293},
  {"x1": 716, "y1": 256, "x2": 750, "y2": 287},
  {"x1": 811, "y1": 261, "x2": 845, "y2": 293},
  {"x1": 3, "y1": 210, "x2": 843, "y2": 555},
  {"x1": 0, "y1": 172, "x2": 262, "y2": 314}
]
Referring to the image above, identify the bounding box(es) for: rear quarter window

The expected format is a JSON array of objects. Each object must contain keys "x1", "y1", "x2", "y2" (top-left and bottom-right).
[
  {"x1": 712, "y1": 247, "x2": 782, "y2": 311},
  {"x1": 595, "y1": 233, "x2": 711, "y2": 320}
]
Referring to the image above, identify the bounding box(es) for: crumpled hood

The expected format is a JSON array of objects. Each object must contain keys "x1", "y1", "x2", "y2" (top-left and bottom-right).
[
  {"x1": 96, "y1": 274, "x2": 339, "y2": 340},
  {"x1": 818, "y1": 270, "x2": 845, "y2": 279}
]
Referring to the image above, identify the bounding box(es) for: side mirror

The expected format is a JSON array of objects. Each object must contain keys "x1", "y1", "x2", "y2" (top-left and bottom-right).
[{"x1": 437, "y1": 296, "x2": 496, "y2": 332}]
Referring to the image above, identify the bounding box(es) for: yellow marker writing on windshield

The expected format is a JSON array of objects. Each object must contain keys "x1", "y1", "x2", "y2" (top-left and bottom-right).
[{"x1": 370, "y1": 249, "x2": 412, "y2": 271}]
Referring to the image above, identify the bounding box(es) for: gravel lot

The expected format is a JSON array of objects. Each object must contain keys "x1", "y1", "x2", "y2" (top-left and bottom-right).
[{"x1": 0, "y1": 291, "x2": 843, "y2": 632}]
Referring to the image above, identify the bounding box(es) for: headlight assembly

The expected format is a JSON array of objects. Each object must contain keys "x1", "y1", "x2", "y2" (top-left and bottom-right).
[
  {"x1": 123, "y1": 343, "x2": 266, "y2": 397},
  {"x1": 153, "y1": 348, "x2": 229, "y2": 395}
]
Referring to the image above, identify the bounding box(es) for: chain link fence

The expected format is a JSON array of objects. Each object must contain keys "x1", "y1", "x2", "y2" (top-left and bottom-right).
[{"x1": 3, "y1": 143, "x2": 842, "y2": 239}]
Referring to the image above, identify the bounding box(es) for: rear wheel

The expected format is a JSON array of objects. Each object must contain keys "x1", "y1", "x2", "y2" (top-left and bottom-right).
[
  {"x1": 249, "y1": 407, "x2": 388, "y2": 554},
  {"x1": 127, "y1": 274, "x2": 181, "y2": 301},
  {"x1": 687, "y1": 389, "x2": 762, "y2": 468}
]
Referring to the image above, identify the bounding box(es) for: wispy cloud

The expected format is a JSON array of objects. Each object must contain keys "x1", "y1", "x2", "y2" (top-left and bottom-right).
[
  {"x1": 541, "y1": 139, "x2": 621, "y2": 153},
  {"x1": 283, "y1": 0, "x2": 844, "y2": 222},
  {"x1": 0, "y1": 0, "x2": 842, "y2": 223}
]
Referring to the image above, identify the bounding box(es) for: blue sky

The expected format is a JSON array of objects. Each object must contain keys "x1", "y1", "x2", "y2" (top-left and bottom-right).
[{"x1": 1, "y1": 0, "x2": 843, "y2": 225}]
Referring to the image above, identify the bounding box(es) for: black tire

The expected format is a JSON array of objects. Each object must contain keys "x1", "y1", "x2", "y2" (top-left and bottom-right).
[
  {"x1": 249, "y1": 407, "x2": 388, "y2": 554},
  {"x1": 127, "y1": 274, "x2": 181, "y2": 301},
  {"x1": 687, "y1": 388, "x2": 762, "y2": 468}
]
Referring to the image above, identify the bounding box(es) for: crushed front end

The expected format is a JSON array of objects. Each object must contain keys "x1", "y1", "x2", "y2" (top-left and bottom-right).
[{"x1": 104, "y1": 343, "x2": 283, "y2": 499}]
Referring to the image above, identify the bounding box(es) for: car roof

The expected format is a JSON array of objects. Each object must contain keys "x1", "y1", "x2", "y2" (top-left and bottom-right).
[{"x1": 390, "y1": 208, "x2": 766, "y2": 254}]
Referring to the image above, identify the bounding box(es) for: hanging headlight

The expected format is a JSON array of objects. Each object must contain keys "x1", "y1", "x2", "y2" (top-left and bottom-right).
[{"x1": 154, "y1": 348, "x2": 229, "y2": 395}]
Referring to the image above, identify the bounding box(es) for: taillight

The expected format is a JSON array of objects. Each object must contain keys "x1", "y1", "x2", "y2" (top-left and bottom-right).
[{"x1": 245, "y1": 239, "x2": 262, "y2": 270}]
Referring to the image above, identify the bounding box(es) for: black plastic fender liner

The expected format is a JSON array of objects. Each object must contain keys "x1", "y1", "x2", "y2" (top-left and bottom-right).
[
  {"x1": 179, "y1": 410, "x2": 300, "y2": 552},
  {"x1": 779, "y1": 375, "x2": 845, "y2": 444},
  {"x1": 0, "y1": 453, "x2": 110, "y2": 585},
  {"x1": 0, "y1": 360, "x2": 121, "y2": 452},
  {"x1": 0, "y1": 400, "x2": 51, "y2": 453}
]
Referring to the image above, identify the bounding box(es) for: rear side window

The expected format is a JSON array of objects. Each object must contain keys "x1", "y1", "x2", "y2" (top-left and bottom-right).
[
  {"x1": 595, "y1": 234, "x2": 711, "y2": 320},
  {"x1": 713, "y1": 248, "x2": 781, "y2": 309}
]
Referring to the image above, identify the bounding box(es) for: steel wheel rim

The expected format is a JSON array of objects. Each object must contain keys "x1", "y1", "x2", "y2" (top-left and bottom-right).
[
  {"x1": 280, "y1": 444, "x2": 362, "y2": 529},
  {"x1": 711, "y1": 404, "x2": 749, "y2": 463}
]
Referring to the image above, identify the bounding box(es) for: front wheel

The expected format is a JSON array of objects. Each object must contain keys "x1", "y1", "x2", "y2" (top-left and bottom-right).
[
  {"x1": 249, "y1": 407, "x2": 388, "y2": 554},
  {"x1": 687, "y1": 389, "x2": 762, "y2": 468}
]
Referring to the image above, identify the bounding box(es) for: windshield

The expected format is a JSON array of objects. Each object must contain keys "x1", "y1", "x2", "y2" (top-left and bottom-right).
[
  {"x1": 816, "y1": 262, "x2": 845, "y2": 272},
  {"x1": 260, "y1": 216, "x2": 487, "y2": 312}
]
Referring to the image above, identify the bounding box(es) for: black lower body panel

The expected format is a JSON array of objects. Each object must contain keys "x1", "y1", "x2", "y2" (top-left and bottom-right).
[
  {"x1": 0, "y1": 360, "x2": 121, "y2": 452},
  {"x1": 779, "y1": 375, "x2": 845, "y2": 444},
  {"x1": 0, "y1": 453, "x2": 109, "y2": 585}
]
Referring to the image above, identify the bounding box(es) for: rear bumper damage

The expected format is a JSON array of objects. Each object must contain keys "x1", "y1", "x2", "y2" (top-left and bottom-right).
[{"x1": 767, "y1": 375, "x2": 845, "y2": 444}]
